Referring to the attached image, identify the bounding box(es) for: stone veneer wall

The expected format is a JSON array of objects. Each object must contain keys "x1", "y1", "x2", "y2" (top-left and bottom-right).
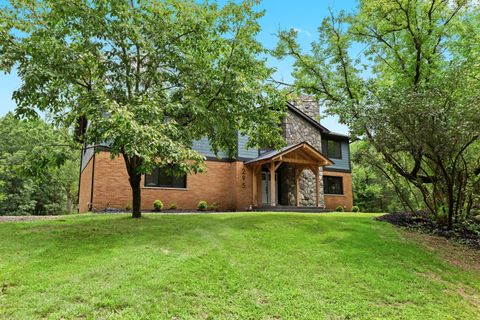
[
  {"x1": 292, "y1": 97, "x2": 320, "y2": 120},
  {"x1": 282, "y1": 101, "x2": 325, "y2": 207}
]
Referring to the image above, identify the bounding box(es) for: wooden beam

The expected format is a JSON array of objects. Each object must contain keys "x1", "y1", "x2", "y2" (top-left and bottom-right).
[
  {"x1": 305, "y1": 165, "x2": 319, "y2": 174},
  {"x1": 246, "y1": 143, "x2": 333, "y2": 168},
  {"x1": 296, "y1": 166, "x2": 305, "y2": 207},
  {"x1": 271, "y1": 145, "x2": 303, "y2": 161},
  {"x1": 247, "y1": 159, "x2": 271, "y2": 166},
  {"x1": 296, "y1": 149, "x2": 312, "y2": 160},
  {"x1": 282, "y1": 157, "x2": 318, "y2": 165},
  {"x1": 258, "y1": 167, "x2": 262, "y2": 206},
  {"x1": 270, "y1": 162, "x2": 276, "y2": 207},
  {"x1": 274, "y1": 161, "x2": 283, "y2": 171}
]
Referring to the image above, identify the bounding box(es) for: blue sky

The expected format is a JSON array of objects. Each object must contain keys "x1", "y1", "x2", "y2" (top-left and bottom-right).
[{"x1": 0, "y1": 0, "x2": 358, "y2": 133}]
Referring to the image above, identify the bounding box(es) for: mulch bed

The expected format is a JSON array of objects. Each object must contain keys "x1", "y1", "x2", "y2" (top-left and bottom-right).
[
  {"x1": 0, "y1": 215, "x2": 65, "y2": 223},
  {"x1": 377, "y1": 211, "x2": 480, "y2": 250},
  {"x1": 97, "y1": 207, "x2": 232, "y2": 214}
]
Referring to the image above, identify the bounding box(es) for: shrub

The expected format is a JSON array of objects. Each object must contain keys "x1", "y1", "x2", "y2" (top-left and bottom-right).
[
  {"x1": 125, "y1": 203, "x2": 132, "y2": 211},
  {"x1": 335, "y1": 205, "x2": 344, "y2": 212},
  {"x1": 153, "y1": 200, "x2": 163, "y2": 212},
  {"x1": 351, "y1": 205, "x2": 360, "y2": 213},
  {"x1": 473, "y1": 215, "x2": 480, "y2": 224},
  {"x1": 209, "y1": 202, "x2": 220, "y2": 211},
  {"x1": 169, "y1": 203, "x2": 177, "y2": 210},
  {"x1": 197, "y1": 200, "x2": 208, "y2": 211}
]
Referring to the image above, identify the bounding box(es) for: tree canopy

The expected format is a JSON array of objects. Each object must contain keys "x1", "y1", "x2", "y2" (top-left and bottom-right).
[
  {"x1": 276, "y1": 0, "x2": 480, "y2": 227},
  {"x1": 0, "y1": 0, "x2": 286, "y2": 217},
  {"x1": 0, "y1": 113, "x2": 78, "y2": 215}
]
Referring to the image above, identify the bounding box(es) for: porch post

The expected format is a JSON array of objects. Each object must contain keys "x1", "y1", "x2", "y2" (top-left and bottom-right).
[
  {"x1": 270, "y1": 162, "x2": 276, "y2": 207},
  {"x1": 315, "y1": 166, "x2": 320, "y2": 207},
  {"x1": 252, "y1": 165, "x2": 258, "y2": 207}
]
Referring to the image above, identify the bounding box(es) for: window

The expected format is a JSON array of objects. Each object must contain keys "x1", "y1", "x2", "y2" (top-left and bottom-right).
[
  {"x1": 322, "y1": 140, "x2": 342, "y2": 159},
  {"x1": 145, "y1": 168, "x2": 186, "y2": 188},
  {"x1": 323, "y1": 176, "x2": 343, "y2": 195}
]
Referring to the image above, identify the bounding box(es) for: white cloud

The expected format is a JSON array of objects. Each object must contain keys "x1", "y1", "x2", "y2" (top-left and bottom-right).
[{"x1": 293, "y1": 27, "x2": 312, "y2": 37}]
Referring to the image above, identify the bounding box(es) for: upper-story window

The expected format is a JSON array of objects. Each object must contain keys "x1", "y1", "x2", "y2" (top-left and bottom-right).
[
  {"x1": 145, "y1": 168, "x2": 187, "y2": 188},
  {"x1": 322, "y1": 140, "x2": 342, "y2": 159}
]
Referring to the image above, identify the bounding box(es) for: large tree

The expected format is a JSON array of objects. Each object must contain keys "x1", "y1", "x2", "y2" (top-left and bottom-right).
[
  {"x1": 0, "y1": 0, "x2": 285, "y2": 218},
  {"x1": 276, "y1": 0, "x2": 480, "y2": 228},
  {"x1": 0, "y1": 113, "x2": 78, "y2": 215}
]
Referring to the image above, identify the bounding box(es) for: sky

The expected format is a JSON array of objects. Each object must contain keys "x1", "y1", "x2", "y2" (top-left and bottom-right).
[{"x1": 0, "y1": 0, "x2": 359, "y2": 134}]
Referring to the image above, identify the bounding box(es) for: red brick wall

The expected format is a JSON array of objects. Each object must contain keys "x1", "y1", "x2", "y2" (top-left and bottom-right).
[
  {"x1": 79, "y1": 151, "x2": 254, "y2": 212},
  {"x1": 78, "y1": 156, "x2": 94, "y2": 213},
  {"x1": 78, "y1": 151, "x2": 352, "y2": 212},
  {"x1": 323, "y1": 171, "x2": 354, "y2": 211},
  {"x1": 232, "y1": 161, "x2": 254, "y2": 211}
]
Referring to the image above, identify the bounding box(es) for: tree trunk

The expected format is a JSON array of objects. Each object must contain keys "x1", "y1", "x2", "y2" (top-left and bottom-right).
[
  {"x1": 466, "y1": 194, "x2": 473, "y2": 218},
  {"x1": 66, "y1": 191, "x2": 73, "y2": 214},
  {"x1": 123, "y1": 154, "x2": 143, "y2": 218},
  {"x1": 129, "y1": 173, "x2": 142, "y2": 218},
  {"x1": 447, "y1": 189, "x2": 454, "y2": 230}
]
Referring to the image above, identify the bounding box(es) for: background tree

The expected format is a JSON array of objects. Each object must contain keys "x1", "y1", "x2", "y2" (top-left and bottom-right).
[
  {"x1": 351, "y1": 141, "x2": 423, "y2": 213},
  {"x1": 0, "y1": 113, "x2": 78, "y2": 215},
  {"x1": 54, "y1": 159, "x2": 79, "y2": 214},
  {"x1": 0, "y1": 0, "x2": 285, "y2": 218},
  {"x1": 0, "y1": 164, "x2": 5, "y2": 203},
  {"x1": 275, "y1": 0, "x2": 480, "y2": 228}
]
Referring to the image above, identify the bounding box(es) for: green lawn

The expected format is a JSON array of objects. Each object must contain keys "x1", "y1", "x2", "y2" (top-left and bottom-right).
[{"x1": 0, "y1": 213, "x2": 479, "y2": 319}]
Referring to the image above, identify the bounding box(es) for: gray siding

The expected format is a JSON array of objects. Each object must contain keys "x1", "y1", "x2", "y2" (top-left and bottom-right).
[
  {"x1": 325, "y1": 141, "x2": 351, "y2": 171},
  {"x1": 192, "y1": 137, "x2": 229, "y2": 159},
  {"x1": 81, "y1": 146, "x2": 94, "y2": 171},
  {"x1": 192, "y1": 134, "x2": 258, "y2": 160},
  {"x1": 237, "y1": 133, "x2": 258, "y2": 159}
]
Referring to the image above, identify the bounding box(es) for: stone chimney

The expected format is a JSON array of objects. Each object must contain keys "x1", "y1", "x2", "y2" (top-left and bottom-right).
[{"x1": 291, "y1": 95, "x2": 320, "y2": 121}]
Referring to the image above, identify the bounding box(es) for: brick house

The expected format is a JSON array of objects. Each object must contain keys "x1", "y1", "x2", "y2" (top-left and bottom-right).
[{"x1": 78, "y1": 101, "x2": 353, "y2": 212}]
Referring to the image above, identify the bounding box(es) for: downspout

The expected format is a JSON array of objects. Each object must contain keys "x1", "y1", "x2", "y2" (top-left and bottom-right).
[
  {"x1": 89, "y1": 148, "x2": 96, "y2": 212},
  {"x1": 77, "y1": 146, "x2": 84, "y2": 213}
]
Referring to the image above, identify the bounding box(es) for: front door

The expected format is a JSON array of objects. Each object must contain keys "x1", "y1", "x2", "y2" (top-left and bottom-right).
[{"x1": 261, "y1": 171, "x2": 278, "y2": 206}]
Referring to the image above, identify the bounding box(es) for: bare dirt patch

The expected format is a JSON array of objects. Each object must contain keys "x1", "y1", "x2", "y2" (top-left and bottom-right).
[
  {"x1": 377, "y1": 211, "x2": 480, "y2": 250},
  {"x1": 403, "y1": 230, "x2": 480, "y2": 272},
  {"x1": 414, "y1": 266, "x2": 480, "y2": 309}
]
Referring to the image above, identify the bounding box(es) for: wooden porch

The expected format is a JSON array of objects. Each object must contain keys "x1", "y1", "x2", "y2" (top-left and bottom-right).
[
  {"x1": 252, "y1": 205, "x2": 331, "y2": 213},
  {"x1": 245, "y1": 142, "x2": 333, "y2": 208}
]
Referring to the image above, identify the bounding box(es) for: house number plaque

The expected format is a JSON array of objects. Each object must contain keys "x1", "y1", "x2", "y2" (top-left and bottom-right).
[{"x1": 241, "y1": 168, "x2": 246, "y2": 189}]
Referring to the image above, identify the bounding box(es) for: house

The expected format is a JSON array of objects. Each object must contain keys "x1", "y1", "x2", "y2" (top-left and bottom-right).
[{"x1": 78, "y1": 100, "x2": 353, "y2": 212}]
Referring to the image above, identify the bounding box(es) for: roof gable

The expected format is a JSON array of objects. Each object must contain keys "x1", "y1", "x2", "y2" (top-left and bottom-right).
[
  {"x1": 245, "y1": 142, "x2": 333, "y2": 166},
  {"x1": 286, "y1": 102, "x2": 350, "y2": 142}
]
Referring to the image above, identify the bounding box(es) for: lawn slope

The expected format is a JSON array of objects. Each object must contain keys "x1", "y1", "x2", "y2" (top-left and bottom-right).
[{"x1": 0, "y1": 213, "x2": 479, "y2": 319}]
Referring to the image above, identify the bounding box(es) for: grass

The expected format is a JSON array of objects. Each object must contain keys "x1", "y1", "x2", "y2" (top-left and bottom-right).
[{"x1": 0, "y1": 212, "x2": 479, "y2": 319}]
